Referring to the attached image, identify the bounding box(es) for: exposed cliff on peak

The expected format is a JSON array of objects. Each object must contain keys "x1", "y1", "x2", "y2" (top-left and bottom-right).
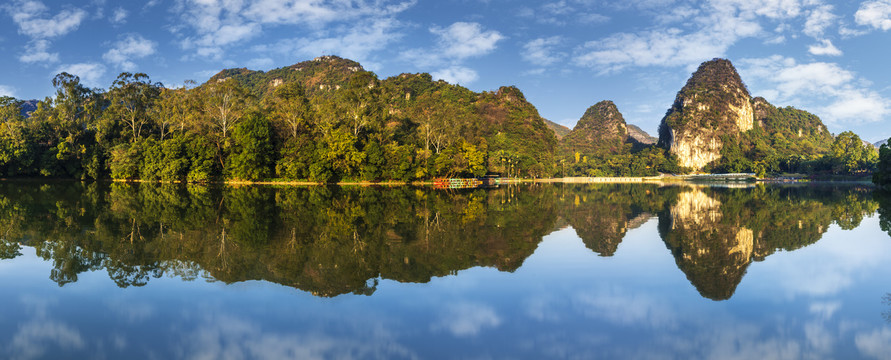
[
  {"x1": 658, "y1": 59, "x2": 837, "y2": 172},
  {"x1": 658, "y1": 59, "x2": 754, "y2": 171},
  {"x1": 627, "y1": 124, "x2": 657, "y2": 145}
]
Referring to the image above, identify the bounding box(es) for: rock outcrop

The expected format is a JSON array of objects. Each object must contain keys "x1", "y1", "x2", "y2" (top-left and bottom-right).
[
  {"x1": 658, "y1": 59, "x2": 755, "y2": 171},
  {"x1": 627, "y1": 124, "x2": 657, "y2": 145}
]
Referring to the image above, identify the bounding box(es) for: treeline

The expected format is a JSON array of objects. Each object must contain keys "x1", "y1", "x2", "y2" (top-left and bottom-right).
[
  {"x1": 0, "y1": 57, "x2": 567, "y2": 182},
  {"x1": 0, "y1": 56, "x2": 880, "y2": 182}
]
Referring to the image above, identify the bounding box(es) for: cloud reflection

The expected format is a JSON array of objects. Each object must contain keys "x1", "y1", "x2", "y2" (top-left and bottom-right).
[
  {"x1": 433, "y1": 303, "x2": 502, "y2": 337},
  {"x1": 179, "y1": 313, "x2": 417, "y2": 360},
  {"x1": 9, "y1": 320, "x2": 85, "y2": 360},
  {"x1": 855, "y1": 327, "x2": 891, "y2": 360}
]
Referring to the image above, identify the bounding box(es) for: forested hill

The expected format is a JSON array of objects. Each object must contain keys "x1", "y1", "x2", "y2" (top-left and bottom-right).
[
  {"x1": 0, "y1": 55, "x2": 879, "y2": 182},
  {"x1": 0, "y1": 55, "x2": 557, "y2": 182}
]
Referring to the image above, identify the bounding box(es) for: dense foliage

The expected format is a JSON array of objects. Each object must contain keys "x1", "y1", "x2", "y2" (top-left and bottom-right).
[
  {"x1": 0, "y1": 57, "x2": 559, "y2": 182},
  {"x1": 0, "y1": 56, "x2": 878, "y2": 182}
]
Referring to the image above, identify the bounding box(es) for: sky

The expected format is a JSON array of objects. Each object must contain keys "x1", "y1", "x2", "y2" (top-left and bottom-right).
[{"x1": 1, "y1": 0, "x2": 891, "y2": 142}]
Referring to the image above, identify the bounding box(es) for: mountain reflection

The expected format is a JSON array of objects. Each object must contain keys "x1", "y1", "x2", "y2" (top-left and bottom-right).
[{"x1": 0, "y1": 181, "x2": 880, "y2": 300}]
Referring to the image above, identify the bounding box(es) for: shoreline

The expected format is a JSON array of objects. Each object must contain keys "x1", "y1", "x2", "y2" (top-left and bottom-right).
[{"x1": 0, "y1": 176, "x2": 874, "y2": 186}]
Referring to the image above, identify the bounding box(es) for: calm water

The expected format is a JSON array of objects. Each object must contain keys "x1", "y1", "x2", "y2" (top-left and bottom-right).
[{"x1": 1, "y1": 181, "x2": 890, "y2": 359}]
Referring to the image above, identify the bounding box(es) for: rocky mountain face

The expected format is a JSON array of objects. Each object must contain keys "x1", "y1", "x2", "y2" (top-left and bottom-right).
[
  {"x1": 19, "y1": 99, "x2": 39, "y2": 117},
  {"x1": 658, "y1": 59, "x2": 754, "y2": 171},
  {"x1": 627, "y1": 124, "x2": 656, "y2": 145},
  {"x1": 561, "y1": 100, "x2": 629, "y2": 154},
  {"x1": 544, "y1": 119, "x2": 571, "y2": 140},
  {"x1": 658, "y1": 58, "x2": 838, "y2": 171}
]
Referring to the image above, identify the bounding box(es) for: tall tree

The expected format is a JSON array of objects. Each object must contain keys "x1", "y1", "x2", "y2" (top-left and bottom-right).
[
  {"x1": 337, "y1": 71, "x2": 382, "y2": 137},
  {"x1": 153, "y1": 80, "x2": 197, "y2": 140},
  {"x1": 203, "y1": 78, "x2": 248, "y2": 139},
  {"x1": 267, "y1": 82, "x2": 311, "y2": 139},
  {"x1": 106, "y1": 72, "x2": 162, "y2": 142}
]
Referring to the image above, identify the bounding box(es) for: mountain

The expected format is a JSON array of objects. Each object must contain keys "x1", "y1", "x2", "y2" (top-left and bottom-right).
[
  {"x1": 544, "y1": 119, "x2": 571, "y2": 140},
  {"x1": 627, "y1": 124, "x2": 656, "y2": 145},
  {"x1": 875, "y1": 139, "x2": 889, "y2": 148},
  {"x1": 19, "y1": 100, "x2": 38, "y2": 117},
  {"x1": 658, "y1": 59, "x2": 755, "y2": 171},
  {"x1": 209, "y1": 56, "x2": 557, "y2": 177},
  {"x1": 658, "y1": 58, "x2": 834, "y2": 172},
  {"x1": 561, "y1": 100, "x2": 629, "y2": 155},
  {"x1": 750, "y1": 97, "x2": 832, "y2": 158}
]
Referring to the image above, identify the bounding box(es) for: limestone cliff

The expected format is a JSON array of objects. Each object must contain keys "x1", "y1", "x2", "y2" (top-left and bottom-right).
[
  {"x1": 658, "y1": 59, "x2": 755, "y2": 171},
  {"x1": 561, "y1": 100, "x2": 629, "y2": 154}
]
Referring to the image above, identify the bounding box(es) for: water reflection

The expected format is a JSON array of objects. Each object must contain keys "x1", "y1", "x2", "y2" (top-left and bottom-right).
[{"x1": 0, "y1": 181, "x2": 881, "y2": 301}]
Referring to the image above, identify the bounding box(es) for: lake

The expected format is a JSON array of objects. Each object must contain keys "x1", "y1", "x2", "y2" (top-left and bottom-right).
[{"x1": 1, "y1": 181, "x2": 890, "y2": 359}]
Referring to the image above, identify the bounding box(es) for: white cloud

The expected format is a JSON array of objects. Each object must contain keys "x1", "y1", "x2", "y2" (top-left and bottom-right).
[
  {"x1": 573, "y1": 0, "x2": 843, "y2": 73},
  {"x1": 0, "y1": 85, "x2": 16, "y2": 97},
  {"x1": 522, "y1": 36, "x2": 566, "y2": 67},
  {"x1": 291, "y1": 18, "x2": 402, "y2": 69},
  {"x1": 803, "y1": 4, "x2": 836, "y2": 37},
  {"x1": 110, "y1": 7, "x2": 127, "y2": 24},
  {"x1": 401, "y1": 22, "x2": 504, "y2": 67},
  {"x1": 855, "y1": 0, "x2": 891, "y2": 31},
  {"x1": 519, "y1": 1, "x2": 610, "y2": 25},
  {"x1": 574, "y1": 27, "x2": 741, "y2": 73},
  {"x1": 431, "y1": 22, "x2": 504, "y2": 60},
  {"x1": 103, "y1": 34, "x2": 157, "y2": 71},
  {"x1": 808, "y1": 39, "x2": 842, "y2": 56},
  {"x1": 19, "y1": 39, "x2": 59, "y2": 63},
  {"x1": 174, "y1": 0, "x2": 415, "y2": 58},
  {"x1": 400, "y1": 21, "x2": 502, "y2": 84},
  {"x1": 740, "y1": 56, "x2": 890, "y2": 125},
  {"x1": 53, "y1": 63, "x2": 107, "y2": 88},
  {"x1": 246, "y1": 57, "x2": 274, "y2": 69},
  {"x1": 7, "y1": 0, "x2": 87, "y2": 39},
  {"x1": 432, "y1": 66, "x2": 478, "y2": 85}
]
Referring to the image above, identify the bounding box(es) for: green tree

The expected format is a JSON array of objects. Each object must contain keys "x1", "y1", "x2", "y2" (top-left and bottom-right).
[
  {"x1": 267, "y1": 82, "x2": 311, "y2": 139},
  {"x1": 830, "y1": 131, "x2": 876, "y2": 174},
  {"x1": 106, "y1": 72, "x2": 162, "y2": 142},
  {"x1": 226, "y1": 114, "x2": 274, "y2": 181},
  {"x1": 874, "y1": 139, "x2": 891, "y2": 189}
]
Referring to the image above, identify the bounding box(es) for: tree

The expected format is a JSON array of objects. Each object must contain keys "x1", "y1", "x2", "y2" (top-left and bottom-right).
[
  {"x1": 106, "y1": 72, "x2": 162, "y2": 142},
  {"x1": 203, "y1": 78, "x2": 249, "y2": 139},
  {"x1": 830, "y1": 131, "x2": 876, "y2": 174},
  {"x1": 337, "y1": 71, "x2": 382, "y2": 137},
  {"x1": 153, "y1": 80, "x2": 197, "y2": 140},
  {"x1": 874, "y1": 139, "x2": 891, "y2": 189},
  {"x1": 267, "y1": 82, "x2": 311, "y2": 139},
  {"x1": 226, "y1": 114, "x2": 274, "y2": 181}
]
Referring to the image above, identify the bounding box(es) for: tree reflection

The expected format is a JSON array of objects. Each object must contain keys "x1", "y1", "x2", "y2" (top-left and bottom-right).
[
  {"x1": 884, "y1": 294, "x2": 891, "y2": 323},
  {"x1": 0, "y1": 181, "x2": 880, "y2": 299}
]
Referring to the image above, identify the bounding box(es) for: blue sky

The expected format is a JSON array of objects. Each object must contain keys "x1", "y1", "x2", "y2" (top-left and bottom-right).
[{"x1": 1, "y1": 0, "x2": 891, "y2": 142}]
